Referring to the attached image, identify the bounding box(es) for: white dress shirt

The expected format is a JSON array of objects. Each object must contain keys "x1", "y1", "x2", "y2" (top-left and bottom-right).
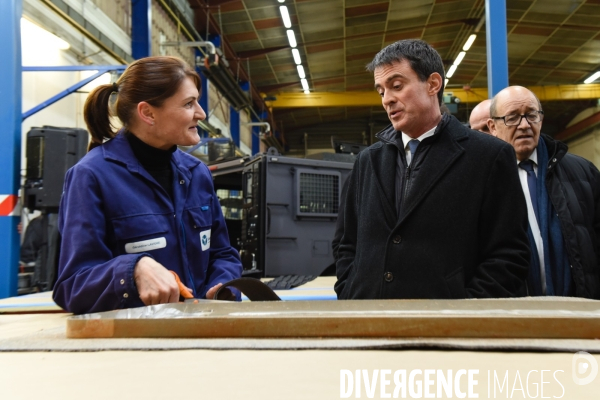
[
  {"x1": 518, "y1": 148, "x2": 546, "y2": 294},
  {"x1": 401, "y1": 126, "x2": 436, "y2": 166}
]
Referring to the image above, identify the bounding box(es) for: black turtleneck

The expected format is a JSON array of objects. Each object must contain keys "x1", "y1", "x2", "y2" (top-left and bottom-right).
[{"x1": 125, "y1": 131, "x2": 177, "y2": 200}]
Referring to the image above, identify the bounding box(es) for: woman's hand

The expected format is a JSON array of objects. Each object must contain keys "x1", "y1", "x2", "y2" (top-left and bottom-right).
[
  {"x1": 134, "y1": 257, "x2": 180, "y2": 305},
  {"x1": 206, "y1": 283, "x2": 236, "y2": 300}
]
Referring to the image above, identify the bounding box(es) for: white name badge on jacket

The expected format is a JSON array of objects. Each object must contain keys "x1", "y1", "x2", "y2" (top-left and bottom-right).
[
  {"x1": 125, "y1": 237, "x2": 167, "y2": 254},
  {"x1": 200, "y1": 230, "x2": 211, "y2": 251}
]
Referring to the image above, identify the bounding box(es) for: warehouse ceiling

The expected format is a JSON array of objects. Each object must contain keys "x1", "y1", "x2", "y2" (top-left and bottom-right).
[{"x1": 193, "y1": 0, "x2": 600, "y2": 155}]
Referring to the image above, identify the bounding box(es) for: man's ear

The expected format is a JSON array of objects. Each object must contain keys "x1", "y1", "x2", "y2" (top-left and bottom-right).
[
  {"x1": 487, "y1": 118, "x2": 497, "y2": 137},
  {"x1": 137, "y1": 102, "x2": 155, "y2": 126},
  {"x1": 428, "y1": 72, "x2": 443, "y2": 97}
]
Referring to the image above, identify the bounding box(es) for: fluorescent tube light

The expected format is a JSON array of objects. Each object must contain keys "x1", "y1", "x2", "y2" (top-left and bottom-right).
[
  {"x1": 280, "y1": 6, "x2": 291, "y2": 29},
  {"x1": 446, "y1": 64, "x2": 458, "y2": 78},
  {"x1": 445, "y1": 79, "x2": 449, "y2": 87},
  {"x1": 286, "y1": 30, "x2": 297, "y2": 48},
  {"x1": 584, "y1": 71, "x2": 600, "y2": 84},
  {"x1": 292, "y1": 48, "x2": 301, "y2": 64},
  {"x1": 454, "y1": 51, "x2": 466, "y2": 67},
  {"x1": 301, "y1": 78, "x2": 309, "y2": 91},
  {"x1": 463, "y1": 34, "x2": 476, "y2": 51},
  {"x1": 297, "y1": 65, "x2": 305, "y2": 79}
]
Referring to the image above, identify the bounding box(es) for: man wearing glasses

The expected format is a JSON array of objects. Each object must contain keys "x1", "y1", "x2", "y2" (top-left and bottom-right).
[{"x1": 489, "y1": 85, "x2": 600, "y2": 299}]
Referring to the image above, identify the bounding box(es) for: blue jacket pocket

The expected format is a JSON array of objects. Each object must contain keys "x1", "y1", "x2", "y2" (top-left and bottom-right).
[
  {"x1": 187, "y1": 206, "x2": 212, "y2": 229},
  {"x1": 112, "y1": 214, "x2": 170, "y2": 241}
]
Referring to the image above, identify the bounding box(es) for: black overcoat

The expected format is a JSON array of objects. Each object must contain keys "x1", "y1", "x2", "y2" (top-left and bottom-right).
[
  {"x1": 335, "y1": 114, "x2": 530, "y2": 299},
  {"x1": 541, "y1": 134, "x2": 600, "y2": 299}
]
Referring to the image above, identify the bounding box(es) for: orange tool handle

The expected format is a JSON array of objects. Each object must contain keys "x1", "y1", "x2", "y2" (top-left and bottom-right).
[{"x1": 170, "y1": 271, "x2": 194, "y2": 299}]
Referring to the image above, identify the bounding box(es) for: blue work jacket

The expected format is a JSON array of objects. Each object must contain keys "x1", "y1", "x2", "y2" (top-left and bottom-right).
[{"x1": 53, "y1": 134, "x2": 242, "y2": 314}]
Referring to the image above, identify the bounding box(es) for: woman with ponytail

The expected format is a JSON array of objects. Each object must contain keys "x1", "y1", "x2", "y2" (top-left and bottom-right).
[{"x1": 53, "y1": 56, "x2": 242, "y2": 314}]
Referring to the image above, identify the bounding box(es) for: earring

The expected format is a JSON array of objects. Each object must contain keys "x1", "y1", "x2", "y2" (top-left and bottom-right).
[{"x1": 151, "y1": 121, "x2": 155, "y2": 126}]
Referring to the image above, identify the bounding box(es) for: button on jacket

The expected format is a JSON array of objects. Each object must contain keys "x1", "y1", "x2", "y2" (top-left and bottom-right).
[{"x1": 53, "y1": 134, "x2": 242, "y2": 314}]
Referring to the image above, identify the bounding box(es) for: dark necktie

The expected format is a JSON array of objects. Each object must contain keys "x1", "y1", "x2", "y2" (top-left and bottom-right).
[
  {"x1": 407, "y1": 139, "x2": 419, "y2": 166},
  {"x1": 519, "y1": 160, "x2": 540, "y2": 225}
]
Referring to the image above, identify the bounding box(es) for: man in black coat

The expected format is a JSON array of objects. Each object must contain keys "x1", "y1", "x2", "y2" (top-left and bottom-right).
[
  {"x1": 489, "y1": 85, "x2": 600, "y2": 299},
  {"x1": 335, "y1": 39, "x2": 530, "y2": 299}
]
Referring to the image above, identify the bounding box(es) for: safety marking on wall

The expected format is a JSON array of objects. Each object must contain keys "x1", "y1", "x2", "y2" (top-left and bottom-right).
[{"x1": 0, "y1": 195, "x2": 19, "y2": 216}]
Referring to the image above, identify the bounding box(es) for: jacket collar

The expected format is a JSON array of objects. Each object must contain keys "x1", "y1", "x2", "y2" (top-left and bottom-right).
[
  {"x1": 375, "y1": 113, "x2": 462, "y2": 144},
  {"x1": 101, "y1": 133, "x2": 201, "y2": 180},
  {"x1": 367, "y1": 114, "x2": 466, "y2": 225},
  {"x1": 540, "y1": 133, "x2": 568, "y2": 164},
  {"x1": 376, "y1": 124, "x2": 399, "y2": 144}
]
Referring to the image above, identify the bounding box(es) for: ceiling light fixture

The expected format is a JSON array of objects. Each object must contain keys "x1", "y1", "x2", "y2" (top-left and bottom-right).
[
  {"x1": 292, "y1": 48, "x2": 301, "y2": 64},
  {"x1": 584, "y1": 71, "x2": 600, "y2": 84},
  {"x1": 447, "y1": 26, "x2": 480, "y2": 87},
  {"x1": 463, "y1": 34, "x2": 476, "y2": 51},
  {"x1": 301, "y1": 78, "x2": 309, "y2": 91},
  {"x1": 279, "y1": 6, "x2": 291, "y2": 29},
  {"x1": 286, "y1": 30, "x2": 297, "y2": 48},
  {"x1": 446, "y1": 64, "x2": 458, "y2": 78},
  {"x1": 278, "y1": 0, "x2": 285, "y2": 2},
  {"x1": 297, "y1": 65, "x2": 305, "y2": 79},
  {"x1": 454, "y1": 51, "x2": 466, "y2": 67},
  {"x1": 281, "y1": 6, "x2": 310, "y2": 94}
]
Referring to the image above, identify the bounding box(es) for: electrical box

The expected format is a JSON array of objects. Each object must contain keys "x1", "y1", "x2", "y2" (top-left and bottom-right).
[{"x1": 24, "y1": 126, "x2": 88, "y2": 211}]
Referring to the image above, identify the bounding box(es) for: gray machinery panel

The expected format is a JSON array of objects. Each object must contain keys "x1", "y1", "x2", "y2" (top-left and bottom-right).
[
  {"x1": 241, "y1": 154, "x2": 353, "y2": 277},
  {"x1": 24, "y1": 126, "x2": 88, "y2": 211}
]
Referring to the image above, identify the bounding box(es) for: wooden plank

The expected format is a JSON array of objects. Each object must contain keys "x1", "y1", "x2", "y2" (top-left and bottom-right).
[
  {"x1": 0, "y1": 291, "x2": 63, "y2": 314},
  {"x1": 67, "y1": 298, "x2": 600, "y2": 339}
]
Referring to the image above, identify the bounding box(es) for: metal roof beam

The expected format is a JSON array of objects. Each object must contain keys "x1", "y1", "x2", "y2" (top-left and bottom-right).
[
  {"x1": 267, "y1": 84, "x2": 600, "y2": 108},
  {"x1": 485, "y1": 0, "x2": 509, "y2": 96},
  {"x1": 237, "y1": 46, "x2": 289, "y2": 59},
  {"x1": 555, "y1": 111, "x2": 600, "y2": 142}
]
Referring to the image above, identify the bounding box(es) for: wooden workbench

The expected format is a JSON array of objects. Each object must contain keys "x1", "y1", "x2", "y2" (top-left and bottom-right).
[{"x1": 1, "y1": 278, "x2": 600, "y2": 399}]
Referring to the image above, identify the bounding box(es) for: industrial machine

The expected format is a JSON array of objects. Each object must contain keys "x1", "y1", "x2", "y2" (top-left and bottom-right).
[
  {"x1": 24, "y1": 126, "x2": 88, "y2": 211},
  {"x1": 211, "y1": 150, "x2": 354, "y2": 277},
  {"x1": 21, "y1": 126, "x2": 88, "y2": 292}
]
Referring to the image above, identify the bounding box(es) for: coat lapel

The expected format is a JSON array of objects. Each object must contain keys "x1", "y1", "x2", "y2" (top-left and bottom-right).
[
  {"x1": 398, "y1": 117, "x2": 466, "y2": 224},
  {"x1": 367, "y1": 142, "x2": 398, "y2": 225}
]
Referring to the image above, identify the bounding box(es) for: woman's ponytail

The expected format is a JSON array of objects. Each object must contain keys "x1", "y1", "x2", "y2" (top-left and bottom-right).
[{"x1": 83, "y1": 83, "x2": 119, "y2": 151}]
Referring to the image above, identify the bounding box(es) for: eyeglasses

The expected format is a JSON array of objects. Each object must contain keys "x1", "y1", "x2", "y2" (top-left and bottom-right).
[{"x1": 491, "y1": 111, "x2": 544, "y2": 127}]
